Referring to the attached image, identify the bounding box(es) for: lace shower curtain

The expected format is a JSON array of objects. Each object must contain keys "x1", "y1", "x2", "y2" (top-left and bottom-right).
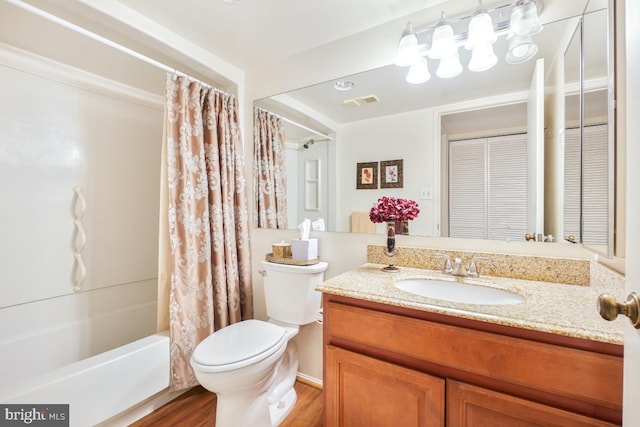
[
  {"x1": 254, "y1": 108, "x2": 287, "y2": 229},
  {"x1": 163, "y1": 75, "x2": 253, "y2": 391}
]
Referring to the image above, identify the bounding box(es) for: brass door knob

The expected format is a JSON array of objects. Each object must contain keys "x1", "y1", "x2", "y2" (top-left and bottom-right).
[{"x1": 597, "y1": 292, "x2": 640, "y2": 329}]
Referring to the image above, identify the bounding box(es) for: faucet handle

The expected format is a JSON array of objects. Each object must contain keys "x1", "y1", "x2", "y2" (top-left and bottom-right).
[
  {"x1": 434, "y1": 253, "x2": 453, "y2": 274},
  {"x1": 467, "y1": 256, "x2": 490, "y2": 277}
]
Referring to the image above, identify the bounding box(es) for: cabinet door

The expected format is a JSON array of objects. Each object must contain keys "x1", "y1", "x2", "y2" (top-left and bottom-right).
[
  {"x1": 325, "y1": 345, "x2": 444, "y2": 427},
  {"x1": 447, "y1": 380, "x2": 619, "y2": 427}
]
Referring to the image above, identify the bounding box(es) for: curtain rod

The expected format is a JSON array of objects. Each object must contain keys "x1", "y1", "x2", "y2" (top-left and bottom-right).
[
  {"x1": 255, "y1": 107, "x2": 334, "y2": 140},
  {"x1": 6, "y1": 0, "x2": 233, "y2": 97}
]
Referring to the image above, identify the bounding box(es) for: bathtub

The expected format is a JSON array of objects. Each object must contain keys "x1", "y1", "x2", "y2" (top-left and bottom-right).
[{"x1": 0, "y1": 331, "x2": 172, "y2": 427}]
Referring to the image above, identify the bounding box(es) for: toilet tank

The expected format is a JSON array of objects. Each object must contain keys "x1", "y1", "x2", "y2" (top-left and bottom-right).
[{"x1": 260, "y1": 260, "x2": 328, "y2": 325}]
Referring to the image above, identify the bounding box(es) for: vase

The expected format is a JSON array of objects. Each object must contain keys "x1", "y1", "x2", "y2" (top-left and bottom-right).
[{"x1": 382, "y1": 215, "x2": 399, "y2": 272}]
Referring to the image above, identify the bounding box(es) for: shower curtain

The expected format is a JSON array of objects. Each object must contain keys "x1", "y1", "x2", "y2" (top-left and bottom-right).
[
  {"x1": 160, "y1": 74, "x2": 253, "y2": 391},
  {"x1": 254, "y1": 108, "x2": 288, "y2": 229}
]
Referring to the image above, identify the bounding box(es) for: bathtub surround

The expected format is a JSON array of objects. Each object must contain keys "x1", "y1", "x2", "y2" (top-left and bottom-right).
[
  {"x1": 0, "y1": 39, "x2": 161, "y2": 383},
  {"x1": 162, "y1": 75, "x2": 252, "y2": 391}
]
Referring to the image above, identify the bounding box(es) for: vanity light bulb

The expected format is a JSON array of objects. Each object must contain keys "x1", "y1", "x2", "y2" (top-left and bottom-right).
[
  {"x1": 465, "y1": 12, "x2": 497, "y2": 50},
  {"x1": 429, "y1": 22, "x2": 457, "y2": 60},
  {"x1": 395, "y1": 23, "x2": 420, "y2": 67},
  {"x1": 406, "y1": 58, "x2": 431, "y2": 84},
  {"x1": 506, "y1": 33, "x2": 538, "y2": 64},
  {"x1": 436, "y1": 53, "x2": 463, "y2": 78},
  {"x1": 468, "y1": 43, "x2": 498, "y2": 72},
  {"x1": 509, "y1": 0, "x2": 542, "y2": 36}
]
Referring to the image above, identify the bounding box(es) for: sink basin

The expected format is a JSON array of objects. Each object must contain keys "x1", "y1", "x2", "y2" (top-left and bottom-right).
[{"x1": 394, "y1": 279, "x2": 524, "y2": 305}]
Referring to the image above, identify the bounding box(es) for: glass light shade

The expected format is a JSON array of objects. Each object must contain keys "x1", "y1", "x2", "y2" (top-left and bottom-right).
[
  {"x1": 429, "y1": 22, "x2": 457, "y2": 60},
  {"x1": 468, "y1": 43, "x2": 498, "y2": 72},
  {"x1": 505, "y1": 33, "x2": 538, "y2": 64},
  {"x1": 406, "y1": 58, "x2": 431, "y2": 84},
  {"x1": 436, "y1": 53, "x2": 463, "y2": 78},
  {"x1": 465, "y1": 12, "x2": 497, "y2": 49},
  {"x1": 509, "y1": 0, "x2": 542, "y2": 36},
  {"x1": 395, "y1": 23, "x2": 420, "y2": 66}
]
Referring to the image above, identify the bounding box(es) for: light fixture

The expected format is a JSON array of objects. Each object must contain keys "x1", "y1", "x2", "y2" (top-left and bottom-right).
[
  {"x1": 393, "y1": 0, "x2": 544, "y2": 84},
  {"x1": 465, "y1": 2, "x2": 497, "y2": 50},
  {"x1": 406, "y1": 58, "x2": 431, "y2": 84},
  {"x1": 505, "y1": 33, "x2": 538, "y2": 64},
  {"x1": 395, "y1": 22, "x2": 420, "y2": 66},
  {"x1": 468, "y1": 42, "x2": 498, "y2": 72},
  {"x1": 436, "y1": 53, "x2": 463, "y2": 78},
  {"x1": 509, "y1": 0, "x2": 542, "y2": 36},
  {"x1": 429, "y1": 13, "x2": 457, "y2": 60},
  {"x1": 333, "y1": 80, "x2": 355, "y2": 91}
]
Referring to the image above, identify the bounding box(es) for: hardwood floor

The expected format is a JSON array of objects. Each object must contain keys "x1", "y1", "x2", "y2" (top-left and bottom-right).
[{"x1": 130, "y1": 381, "x2": 323, "y2": 427}]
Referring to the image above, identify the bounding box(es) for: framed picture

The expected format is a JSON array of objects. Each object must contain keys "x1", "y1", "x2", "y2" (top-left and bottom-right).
[
  {"x1": 380, "y1": 159, "x2": 403, "y2": 189},
  {"x1": 356, "y1": 162, "x2": 378, "y2": 189}
]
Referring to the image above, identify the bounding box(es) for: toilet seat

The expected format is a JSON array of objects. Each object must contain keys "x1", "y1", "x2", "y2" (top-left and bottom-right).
[{"x1": 191, "y1": 319, "x2": 287, "y2": 373}]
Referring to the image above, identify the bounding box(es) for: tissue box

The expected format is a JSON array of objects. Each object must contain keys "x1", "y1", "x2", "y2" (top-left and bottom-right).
[{"x1": 292, "y1": 239, "x2": 318, "y2": 261}]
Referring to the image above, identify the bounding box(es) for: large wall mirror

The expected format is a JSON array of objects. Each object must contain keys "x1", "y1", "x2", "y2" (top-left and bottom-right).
[{"x1": 253, "y1": 0, "x2": 615, "y2": 257}]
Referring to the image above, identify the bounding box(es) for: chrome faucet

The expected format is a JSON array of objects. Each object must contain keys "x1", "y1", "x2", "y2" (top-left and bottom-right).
[{"x1": 435, "y1": 253, "x2": 490, "y2": 278}]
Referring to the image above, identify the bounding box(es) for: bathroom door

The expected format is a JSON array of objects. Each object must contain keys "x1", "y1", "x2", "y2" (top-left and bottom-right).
[{"x1": 623, "y1": 0, "x2": 640, "y2": 424}]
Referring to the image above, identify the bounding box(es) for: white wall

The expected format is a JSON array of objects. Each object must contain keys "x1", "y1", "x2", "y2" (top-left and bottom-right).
[
  {"x1": 336, "y1": 109, "x2": 437, "y2": 236},
  {"x1": 0, "y1": 42, "x2": 162, "y2": 385}
]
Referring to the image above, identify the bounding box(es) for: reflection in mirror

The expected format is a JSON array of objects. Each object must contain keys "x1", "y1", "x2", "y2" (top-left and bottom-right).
[
  {"x1": 253, "y1": 2, "x2": 612, "y2": 253},
  {"x1": 562, "y1": 7, "x2": 610, "y2": 254},
  {"x1": 563, "y1": 20, "x2": 582, "y2": 244}
]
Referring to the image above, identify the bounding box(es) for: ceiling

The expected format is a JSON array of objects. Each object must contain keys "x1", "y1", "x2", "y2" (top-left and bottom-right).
[{"x1": 114, "y1": 0, "x2": 450, "y2": 70}]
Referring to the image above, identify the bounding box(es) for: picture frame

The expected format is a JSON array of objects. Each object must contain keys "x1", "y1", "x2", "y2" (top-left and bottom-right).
[
  {"x1": 356, "y1": 162, "x2": 378, "y2": 189},
  {"x1": 380, "y1": 159, "x2": 403, "y2": 189}
]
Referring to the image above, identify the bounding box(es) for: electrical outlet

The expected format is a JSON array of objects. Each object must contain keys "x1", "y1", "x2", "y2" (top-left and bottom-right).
[{"x1": 420, "y1": 187, "x2": 433, "y2": 200}]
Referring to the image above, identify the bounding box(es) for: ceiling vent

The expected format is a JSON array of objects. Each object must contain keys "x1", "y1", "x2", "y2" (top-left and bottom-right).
[{"x1": 342, "y1": 94, "x2": 380, "y2": 108}]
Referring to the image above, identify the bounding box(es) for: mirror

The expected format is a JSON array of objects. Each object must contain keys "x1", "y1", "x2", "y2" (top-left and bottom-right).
[{"x1": 254, "y1": 1, "x2": 612, "y2": 254}]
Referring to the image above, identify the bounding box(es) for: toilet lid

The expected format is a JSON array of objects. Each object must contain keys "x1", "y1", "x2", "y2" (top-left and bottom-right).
[{"x1": 191, "y1": 320, "x2": 287, "y2": 371}]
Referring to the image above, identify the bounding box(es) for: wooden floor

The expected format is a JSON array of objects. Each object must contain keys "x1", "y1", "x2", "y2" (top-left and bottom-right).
[{"x1": 130, "y1": 381, "x2": 323, "y2": 427}]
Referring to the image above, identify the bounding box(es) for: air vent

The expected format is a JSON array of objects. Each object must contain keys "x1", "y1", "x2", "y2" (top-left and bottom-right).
[
  {"x1": 359, "y1": 94, "x2": 379, "y2": 104},
  {"x1": 342, "y1": 94, "x2": 380, "y2": 108},
  {"x1": 343, "y1": 99, "x2": 360, "y2": 108}
]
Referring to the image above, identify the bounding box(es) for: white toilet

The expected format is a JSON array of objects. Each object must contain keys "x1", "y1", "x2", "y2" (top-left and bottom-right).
[{"x1": 190, "y1": 259, "x2": 328, "y2": 427}]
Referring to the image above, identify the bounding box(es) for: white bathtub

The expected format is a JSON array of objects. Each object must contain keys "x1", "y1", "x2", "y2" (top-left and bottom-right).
[{"x1": 0, "y1": 332, "x2": 172, "y2": 427}]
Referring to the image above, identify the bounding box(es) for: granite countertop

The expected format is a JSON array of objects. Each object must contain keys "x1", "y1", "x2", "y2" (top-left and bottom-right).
[{"x1": 317, "y1": 263, "x2": 625, "y2": 345}]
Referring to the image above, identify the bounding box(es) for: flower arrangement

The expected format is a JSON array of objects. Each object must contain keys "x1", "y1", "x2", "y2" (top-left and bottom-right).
[{"x1": 369, "y1": 196, "x2": 420, "y2": 223}]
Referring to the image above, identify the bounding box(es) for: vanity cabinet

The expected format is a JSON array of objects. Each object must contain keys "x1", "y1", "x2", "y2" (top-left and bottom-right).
[{"x1": 322, "y1": 294, "x2": 623, "y2": 427}]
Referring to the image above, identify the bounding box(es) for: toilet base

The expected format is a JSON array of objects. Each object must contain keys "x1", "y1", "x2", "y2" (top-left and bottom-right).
[{"x1": 269, "y1": 387, "x2": 297, "y2": 426}]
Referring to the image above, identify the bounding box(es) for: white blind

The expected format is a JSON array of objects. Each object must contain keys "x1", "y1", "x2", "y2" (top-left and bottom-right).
[
  {"x1": 449, "y1": 139, "x2": 486, "y2": 238},
  {"x1": 488, "y1": 135, "x2": 529, "y2": 241},
  {"x1": 449, "y1": 134, "x2": 528, "y2": 240},
  {"x1": 564, "y1": 128, "x2": 582, "y2": 239},
  {"x1": 564, "y1": 124, "x2": 608, "y2": 245}
]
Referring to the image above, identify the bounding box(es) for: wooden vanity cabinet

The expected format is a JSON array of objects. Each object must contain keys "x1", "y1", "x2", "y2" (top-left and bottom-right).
[{"x1": 323, "y1": 294, "x2": 623, "y2": 427}]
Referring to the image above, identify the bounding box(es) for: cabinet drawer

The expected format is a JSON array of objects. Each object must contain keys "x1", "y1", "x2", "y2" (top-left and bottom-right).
[{"x1": 325, "y1": 301, "x2": 622, "y2": 412}]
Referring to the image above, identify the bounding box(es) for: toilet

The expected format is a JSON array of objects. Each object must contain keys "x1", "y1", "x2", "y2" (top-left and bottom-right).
[{"x1": 190, "y1": 259, "x2": 328, "y2": 427}]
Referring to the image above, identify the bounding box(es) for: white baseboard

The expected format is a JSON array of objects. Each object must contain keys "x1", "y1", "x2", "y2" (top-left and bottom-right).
[{"x1": 296, "y1": 372, "x2": 323, "y2": 390}]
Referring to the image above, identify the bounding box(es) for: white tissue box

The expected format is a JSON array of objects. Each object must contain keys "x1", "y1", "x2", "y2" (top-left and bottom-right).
[{"x1": 292, "y1": 239, "x2": 318, "y2": 261}]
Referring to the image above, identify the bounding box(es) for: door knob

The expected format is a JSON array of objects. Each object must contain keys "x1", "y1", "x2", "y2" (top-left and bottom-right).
[{"x1": 597, "y1": 292, "x2": 640, "y2": 328}]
